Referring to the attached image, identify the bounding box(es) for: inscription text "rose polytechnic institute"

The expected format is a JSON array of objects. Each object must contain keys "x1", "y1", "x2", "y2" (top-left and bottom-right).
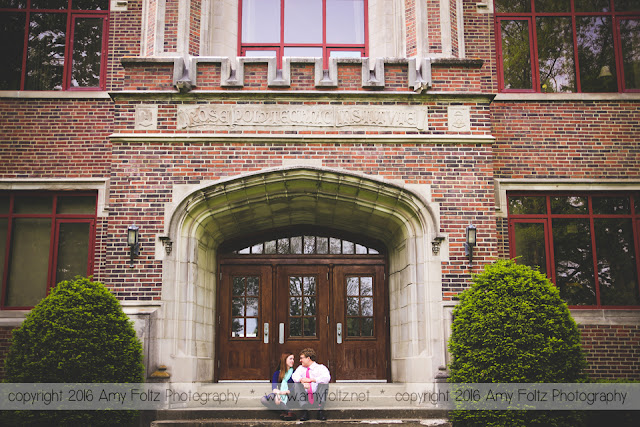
[{"x1": 177, "y1": 105, "x2": 428, "y2": 131}]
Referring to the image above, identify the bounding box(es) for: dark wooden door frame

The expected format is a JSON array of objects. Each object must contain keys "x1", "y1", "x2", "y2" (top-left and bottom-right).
[{"x1": 216, "y1": 255, "x2": 390, "y2": 382}]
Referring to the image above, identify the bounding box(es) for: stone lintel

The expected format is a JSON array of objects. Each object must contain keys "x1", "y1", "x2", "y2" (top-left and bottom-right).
[{"x1": 109, "y1": 133, "x2": 496, "y2": 145}]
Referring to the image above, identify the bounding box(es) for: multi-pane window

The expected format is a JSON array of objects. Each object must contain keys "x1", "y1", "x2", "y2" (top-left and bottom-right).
[
  {"x1": 0, "y1": 0, "x2": 109, "y2": 91},
  {"x1": 233, "y1": 234, "x2": 381, "y2": 255},
  {"x1": 231, "y1": 276, "x2": 260, "y2": 338},
  {"x1": 0, "y1": 191, "x2": 97, "y2": 308},
  {"x1": 508, "y1": 193, "x2": 640, "y2": 307},
  {"x1": 240, "y1": 0, "x2": 367, "y2": 67},
  {"x1": 346, "y1": 275, "x2": 373, "y2": 337},
  {"x1": 495, "y1": 0, "x2": 640, "y2": 93},
  {"x1": 289, "y1": 276, "x2": 316, "y2": 337}
]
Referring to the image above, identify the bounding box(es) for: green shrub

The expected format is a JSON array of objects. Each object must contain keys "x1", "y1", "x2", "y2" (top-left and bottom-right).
[
  {"x1": 448, "y1": 260, "x2": 587, "y2": 426},
  {"x1": 3, "y1": 276, "x2": 144, "y2": 426}
]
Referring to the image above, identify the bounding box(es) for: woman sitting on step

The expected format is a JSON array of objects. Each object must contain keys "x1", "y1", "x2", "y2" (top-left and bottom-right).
[{"x1": 260, "y1": 352, "x2": 297, "y2": 421}]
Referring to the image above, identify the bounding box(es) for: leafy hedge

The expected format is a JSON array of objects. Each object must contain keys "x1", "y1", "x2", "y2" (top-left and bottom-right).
[
  {"x1": 3, "y1": 276, "x2": 144, "y2": 426},
  {"x1": 448, "y1": 260, "x2": 587, "y2": 426}
]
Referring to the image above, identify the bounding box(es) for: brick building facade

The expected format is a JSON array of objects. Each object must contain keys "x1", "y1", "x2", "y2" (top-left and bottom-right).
[{"x1": 0, "y1": 0, "x2": 638, "y2": 383}]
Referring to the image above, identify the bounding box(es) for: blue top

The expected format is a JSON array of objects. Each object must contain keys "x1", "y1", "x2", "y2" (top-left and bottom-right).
[{"x1": 271, "y1": 369, "x2": 295, "y2": 391}]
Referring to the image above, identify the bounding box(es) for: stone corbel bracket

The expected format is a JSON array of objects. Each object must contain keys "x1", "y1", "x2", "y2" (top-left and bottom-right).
[
  {"x1": 409, "y1": 58, "x2": 432, "y2": 93},
  {"x1": 189, "y1": 56, "x2": 397, "y2": 89},
  {"x1": 362, "y1": 57, "x2": 385, "y2": 89},
  {"x1": 124, "y1": 56, "x2": 433, "y2": 92}
]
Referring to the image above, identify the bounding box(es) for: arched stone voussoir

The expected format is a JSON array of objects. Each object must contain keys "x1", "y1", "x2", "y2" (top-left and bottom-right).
[{"x1": 167, "y1": 166, "x2": 440, "y2": 249}]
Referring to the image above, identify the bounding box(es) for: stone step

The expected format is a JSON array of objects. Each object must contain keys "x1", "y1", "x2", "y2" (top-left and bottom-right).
[
  {"x1": 150, "y1": 420, "x2": 451, "y2": 427},
  {"x1": 143, "y1": 409, "x2": 451, "y2": 427}
]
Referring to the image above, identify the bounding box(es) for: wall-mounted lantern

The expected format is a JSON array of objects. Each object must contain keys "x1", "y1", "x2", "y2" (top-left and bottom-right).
[
  {"x1": 127, "y1": 225, "x2": 140, "y2": 267},
  {"x1": 432, "y1": 236, "x2": 446, "y2": 255},
  {"x1": 463, "y1": 224, "x2": 477, "y2": 264}
]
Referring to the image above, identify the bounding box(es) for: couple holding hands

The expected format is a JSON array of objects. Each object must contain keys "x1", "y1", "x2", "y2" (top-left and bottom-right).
[{"x1": 261, "y1": 348, "x2": 330, "y2": 421}]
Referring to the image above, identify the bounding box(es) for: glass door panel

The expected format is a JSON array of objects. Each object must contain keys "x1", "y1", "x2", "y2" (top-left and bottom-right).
[
  {"x1": 333, "y1": 264, "x2": 387, "y2": 380},
  {"x1": 217, "y1": 265, "x2": 272, "y2": 380},
  {"x1": 276, "y1": 265, "x2": 329, "y2": 371}
]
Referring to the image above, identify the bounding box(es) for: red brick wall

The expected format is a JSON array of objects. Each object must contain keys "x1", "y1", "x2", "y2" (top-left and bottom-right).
[
  {"x1": 104, "y1": 140, "x2": 496, "y2": 298},
  {"x1": 492, "y1": 101, "x2": 640, "y2": 180},
  {"x1": 464, "y1": 2, "x2": 497, "y2": 93},
  {"x1": 164, "y1": 0, "x2": 179, "y2": 52},
  {"x1": 579, "y1": 325, "x2": 640, "y2": 380},
  {"x1": 0, "y1": 99, "x2": 113, "y2": 178},
  {"x1": 189, "y1": 0, "x2": 202, "y2": 56},
  {"x1": 427, "y1": 0, "x2": 442, "y2": 54},
  {"x1": 405, "y1": 0, "x2": 417, "y2": 56},
  {"x1": 109, "y1": 2, "x2": 144, "y2": 91}
]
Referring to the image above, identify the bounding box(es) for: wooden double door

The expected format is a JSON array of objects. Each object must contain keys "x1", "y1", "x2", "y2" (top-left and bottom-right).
[{"x1": 216, "y1": 259, "x2": 389, "y2": 381}]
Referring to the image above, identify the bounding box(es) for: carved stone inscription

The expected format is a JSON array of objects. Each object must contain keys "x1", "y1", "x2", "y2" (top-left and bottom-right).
[{"x1": 177, "y1": 105, "x2": 428, "y2": 131}]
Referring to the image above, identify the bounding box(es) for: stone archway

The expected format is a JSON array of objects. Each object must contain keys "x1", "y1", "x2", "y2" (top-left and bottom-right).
[{"x1": 155, "y1": 167, "x2": 447, "y2": 383}]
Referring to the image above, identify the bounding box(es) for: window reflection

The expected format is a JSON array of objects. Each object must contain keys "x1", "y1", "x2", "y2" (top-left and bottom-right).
[
  {"x1": 535, "y1": 0, "x2": 570, "y2": 12},
  {"x1": 326, "y1": 0, "x2": 365, "y2": 44},
  {"x1": 575, "y1": 0, "x2": 610, "y2": 12},
  {"x1": 495, "y1": 0, "x2": 530, "y2": 13},
  {"x1": 595, "y1": 219, "x2": 640, "y2": 305},
  {"x1": 577, "y1": 17, "x2": 617, "y2": 92},
  {"x1": 55, "y1": 222, "x2": 90, "y2": 284},
  {"x1": 509, "y1": 193, "x2": 640, "y2": 307},
  {"x1": 620, "y1": 19, "x2": 640, "y2": 90},
  {"x1": 345, "y1": 276, "x2": 374, "y2": 337},
  {"x1": 514, "y1": 223, "x2": 547, "y2": 275},
  {"x1": 288, "y1": 276, "x2": 316, "y2": 337},
  {"x1": 230, "y1": 276, "x2": 260, "y2": 338},
  {"x1": 26, "y1": 13, "x2": 67, "y2": 90},
  {"x1": 70, "y1": 17, "x2": 103, "y2": 88},
  {"x1": 495, "y1": 0, "x2": 636, "y2": 93},
  {"x1": 242, "y1": 0, "x2": 280, "y2": 43},
  {"x1": 501, "y1": 20, "x2": 533, "y2": 90},
  {"x1": 553, "y1": 218, "x2": 596, "y2": 305},
  {"x1": 232, "y1": 234, "x2": 382, "y2": 255},
  {"x1": 0, "y1": 13, "x2": 26, "y2": 90},
  {"x1": 537, "y1": 17, "x2": 576, "y2": 92},
  {"x1": 284, "y1": 0, "x2": 322, "y2": 43},
  {"x1": 240, "y1": 0, "x2": 366, "y2": 64}
]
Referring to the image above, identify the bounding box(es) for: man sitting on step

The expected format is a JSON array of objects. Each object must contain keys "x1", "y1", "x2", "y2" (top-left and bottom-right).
[{"x1": 292, "y1": 347, "x2": 330, "y2": 421}]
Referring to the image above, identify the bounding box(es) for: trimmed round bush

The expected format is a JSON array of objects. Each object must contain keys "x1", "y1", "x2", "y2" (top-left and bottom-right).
[
  {"x1": 448, "y1": 260, "x2": 587, "y2": 426},
  {"x1": 4, "y1": 276, "x2": 144, "y2": 426}
]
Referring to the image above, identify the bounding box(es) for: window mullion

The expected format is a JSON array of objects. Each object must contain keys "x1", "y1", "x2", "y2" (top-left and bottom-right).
[
  {"x1": 64, "y1": 11, "x2": 74, "y2": 90},
  {"x1": 322, "y1": 0, "x2": 327, "y2": 67},
  {"x1": 531, "y1": 15, "x2": 541, "y2": 92},
  {"x1": 47, "y1": 197, "x2": 59, "y2": 295},
  {"x1": 0, "y1": 196, "x2": 15, "y2": 308},
  {"x1": 280, "y1": 0, "x2": 285, "y2": 67},
  {"x1": 544, "y1": 196, "x2": 556, "y2": 285},
  {"x1": 19, "y1": 10, "x2": 31, "y2": 91},
  {"x1": 571, "y1": 14, "x2": 582, "y2": 92},
  {"x1": 586, "y1": 196, "x2": 602, "y2": 306}
]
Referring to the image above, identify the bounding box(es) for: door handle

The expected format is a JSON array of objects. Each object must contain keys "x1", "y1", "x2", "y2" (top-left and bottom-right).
[
  {"x1": 264, "y1": 323, "x2": 269, "y2": 344},
  {"x1": 279, "y1": 323, "x2": 285, "y2": 344},
  {"x1": 336, "y1": 322, "x2": 342, "y2": 344}
]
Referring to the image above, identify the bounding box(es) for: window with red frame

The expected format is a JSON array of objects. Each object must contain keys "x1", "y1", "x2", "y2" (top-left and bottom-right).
[
  {"x1": 0, "y1": 192, "x2": 97, "y2": 309},
  {"x1": 0, "y1": 0, "x2": 109, "y2": 91},
  {"x1": 239, "y1": 0, "x2": 367, "y2": 67},
  {"x1": 494, "y1": 0, "x2": 639, "y2": 93},
  {"x1": 508, "y1": 193, "x2": 640, "y2": 308}
]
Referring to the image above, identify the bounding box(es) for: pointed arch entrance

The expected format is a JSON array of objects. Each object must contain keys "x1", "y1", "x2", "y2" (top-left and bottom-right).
[
  {"x1": 160, "y1": 167, "x2": 447, "y2": 384},
  {"x1": 217, "y1": 229, "x2": 388, "y2": 381}
]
